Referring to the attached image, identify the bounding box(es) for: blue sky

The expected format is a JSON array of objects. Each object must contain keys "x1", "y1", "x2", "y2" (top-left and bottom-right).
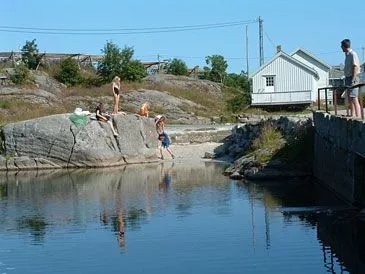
[{"x1": 1, "y1": 0, "x2": 364, "y2": 74}]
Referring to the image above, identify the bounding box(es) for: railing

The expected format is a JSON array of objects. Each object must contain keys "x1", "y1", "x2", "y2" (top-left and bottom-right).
[{"x1": 318, "y1": 83, "x2": 365, "y2": 119}]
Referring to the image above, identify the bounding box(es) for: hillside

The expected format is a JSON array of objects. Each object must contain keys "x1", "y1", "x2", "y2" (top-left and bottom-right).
[{"x1": 0, "y1": 71, "x2": 239, "y2": 125}]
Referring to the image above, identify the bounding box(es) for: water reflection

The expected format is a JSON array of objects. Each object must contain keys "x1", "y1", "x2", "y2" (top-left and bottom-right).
[{"x1": 0, "y1": 163, "x2": 363, "y2": 273}]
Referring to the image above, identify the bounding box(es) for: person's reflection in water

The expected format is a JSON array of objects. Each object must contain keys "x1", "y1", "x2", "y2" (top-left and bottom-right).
[
  {"x1": 159, "y1": 162, "x2": 174, "y2": 192},
  {"x1": 116, "y1": 213, "x2": 126, "y2": 251}
]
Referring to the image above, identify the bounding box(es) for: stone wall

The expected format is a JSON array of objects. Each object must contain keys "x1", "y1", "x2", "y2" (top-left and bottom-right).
[{"x1": 313, "y1": 112, "x2": 365, "y2": 205}]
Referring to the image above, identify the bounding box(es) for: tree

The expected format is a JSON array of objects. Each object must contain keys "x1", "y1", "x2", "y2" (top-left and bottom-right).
[
  {"x1": 205, "y1": 55, "x2": 228, "y2": 83},
  {"x1": 21, "y1": 39, "x2": 42, "y2": 70},
  {"x1": 166, "y1": 58, "x2": 188, "y2": 76},
  {"x1": 57, "y1": 58, "x2": 81, "y2": 86},
  {"x1": 122, "y1": 60, "x2": 147, "y2": 81},
  {"x1": 97, "y1": 41, "x2": 124, "y2": 82},
  {"x1": 119, "y1": 47, "x2": 146, "y2": 81},
  {"x1": 97, "y1": 42, "x2": 146, "y2": 82},
  {"x1": 224, "y1": 72, "x2": 249, "y2": 90}
]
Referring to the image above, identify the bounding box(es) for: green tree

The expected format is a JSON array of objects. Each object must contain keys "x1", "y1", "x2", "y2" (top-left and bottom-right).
[
  {"x1": 224, "y1": 72, "x2": 251, "y2": 111},
  {"x1": 205, "y1": 55, "x2": 228, "y2": 83},
  {"x1": 224, "y1": 72, "x2": 248, "y2": 90},
  {"x1": 21, "y1": 39, "x2": 42, "y2": 70},
  {"x1": 119, "y1": 47, "x2": 147, "y2": 81},
  {"x1": 57, "y1": 58, "x2": 81, "y2": 86},
  {"x1": 122, "y1": 60, "x2": 147, "y2": 81},
  {"x1": 166, "y1": 58, "x2": 188, "y2": 76},
  {"x1": 97, "y1": 41, "x2": 124, "y2": 82},
  {"x1": 97, "y1": 42, "x2": 146, "y2": 82}
]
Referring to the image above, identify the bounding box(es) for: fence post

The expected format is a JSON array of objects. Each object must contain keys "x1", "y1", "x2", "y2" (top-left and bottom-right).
[
  {"x1": 325, "y1": 88, "x2": 328, "y2": 113},
  {"x1": 345, "y1": 89, "x2": 349, "y2": 117},
  {"x1": 334, "y1": 88, "x2": 338, "y2": 115}
]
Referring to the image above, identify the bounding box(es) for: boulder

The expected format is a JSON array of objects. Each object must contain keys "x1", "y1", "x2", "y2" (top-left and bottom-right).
[{"x1": 1, "y1": 113, "x2": 158, "y2": 170}]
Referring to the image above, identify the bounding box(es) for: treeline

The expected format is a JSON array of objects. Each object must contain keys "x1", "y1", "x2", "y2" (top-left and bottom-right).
[{"x1": 5, "y1": 39, "x2": 251, "y2": 111}]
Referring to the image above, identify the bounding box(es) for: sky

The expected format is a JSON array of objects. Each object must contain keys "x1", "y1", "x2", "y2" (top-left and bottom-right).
[{"x1": 1, "y1": 0, "x2": 365, "y2": 74}]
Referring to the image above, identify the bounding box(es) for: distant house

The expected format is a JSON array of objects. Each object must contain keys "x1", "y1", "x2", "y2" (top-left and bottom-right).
[
  {"x1": 329, "y1": 65, "x2": 345, "y2": 88},
  {"x1": 250, "y1": 47, "x2": 333, "y2": 106}
]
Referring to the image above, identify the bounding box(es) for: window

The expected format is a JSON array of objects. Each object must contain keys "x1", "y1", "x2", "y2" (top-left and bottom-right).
[{"x1": 265, "y1": 76, "x2": 275, "y2": 87}]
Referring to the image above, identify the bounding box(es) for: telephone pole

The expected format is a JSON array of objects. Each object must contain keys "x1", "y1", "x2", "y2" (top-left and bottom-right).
[
  {"x1": 246, "y1": 25, "x2": 249, "y2": 77},
  {"x1": 259, "y1": 16, "x2": 264, "y2": 66}
]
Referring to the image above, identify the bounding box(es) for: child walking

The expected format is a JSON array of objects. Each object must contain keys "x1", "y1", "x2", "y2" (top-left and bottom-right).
[
  {"x1": 158, "y1": 132, "x2": 175, "y2": 160},
  {"x1": 155, "y1": 115, "x2": 175, "y2": 160}
]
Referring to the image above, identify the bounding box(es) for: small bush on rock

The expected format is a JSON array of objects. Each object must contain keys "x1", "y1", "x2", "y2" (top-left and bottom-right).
[{"x1": 11, "y1": 64, "x2": 33, "y2": 85}]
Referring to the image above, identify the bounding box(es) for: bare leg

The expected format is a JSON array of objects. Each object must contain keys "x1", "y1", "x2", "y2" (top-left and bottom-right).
[
  {"x1": 159, "y1": 147, "x2": 164, "y2": 159},
  {"x1": 351, "y1": 97, "x2": 361, "y2": 118},
  {"x1": 108, "y1": 121, "x2": 118, "y2": 136},
  {"x1": 166, "y1": 148, "x2": 175, "y2": 159},
  {"x1": 113, "y1": 95, "x2": 119, "y2": 114}
]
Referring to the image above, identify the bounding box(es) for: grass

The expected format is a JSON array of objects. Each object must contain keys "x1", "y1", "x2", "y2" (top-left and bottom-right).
[
  {"x1": 248, "y1": 125, "x2": 286, "y2": 164},
  {"x1": 0, "y1": 101, "x2": 69, "y2": 126},
  {"x1": 0, "y1": 100, "x2": 10, "y2": 109}
]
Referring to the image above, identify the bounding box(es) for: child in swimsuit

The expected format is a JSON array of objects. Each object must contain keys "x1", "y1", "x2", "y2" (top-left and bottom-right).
[{"x1": 138, "y1": 102, "x2": 150, "y2": 117}]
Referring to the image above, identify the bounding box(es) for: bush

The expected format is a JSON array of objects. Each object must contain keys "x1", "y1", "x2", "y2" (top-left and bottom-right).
[
  {"x1": 166, "y1": 59, "x2": 188, "y2": 76},
  {"x1": 57, "y1": 58, "x2": 81, "y2": 86},
  {"x1": 121, "y1": 59, "x2": 147, "y2": 82},
  {"x1": 0, "y1": 100, "x2": 10, "y2": 109},
  {"x1": 11, "y1": 64, "x2": 32, "y2": 84},
  {"x1": 97, "y1": 42, "x2": 147, "y2": 83},
  {"x1": 21, "y1": 39, "x2": 42, "y2": 70}
]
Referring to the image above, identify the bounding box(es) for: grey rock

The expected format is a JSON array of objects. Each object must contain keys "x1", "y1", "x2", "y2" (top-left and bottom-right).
[{"x1": 2, "y1": 113, "x2": 158, "y2": 170}]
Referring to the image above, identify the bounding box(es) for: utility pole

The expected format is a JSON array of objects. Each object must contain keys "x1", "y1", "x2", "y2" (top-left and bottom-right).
[
  {"x1": 246, "y1": 25, "x2": 249, "y2": 77},
  {"x1": 362, "y1": 47, "x2": 365, "y2": 62},
  {"x1": 259, "y1": 16, "x2": 264, "y2": 66},
  {"x1": 246, "y1": 25, "x2": 251, "y2": 93}
]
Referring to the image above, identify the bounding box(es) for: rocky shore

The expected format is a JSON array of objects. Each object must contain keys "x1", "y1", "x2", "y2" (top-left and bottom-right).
[{"x1": 217, "y1": 116, "x2": 314, "y2": 181}]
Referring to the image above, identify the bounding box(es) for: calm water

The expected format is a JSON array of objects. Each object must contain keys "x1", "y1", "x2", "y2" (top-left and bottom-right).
[{"x1": 0, "y1": 161, "x2": 363, "y2": 273}]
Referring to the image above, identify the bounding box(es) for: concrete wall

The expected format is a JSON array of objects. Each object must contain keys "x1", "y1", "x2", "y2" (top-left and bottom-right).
[{"x1": 313, "y1": 112, "x2": 365, "y2": 204}]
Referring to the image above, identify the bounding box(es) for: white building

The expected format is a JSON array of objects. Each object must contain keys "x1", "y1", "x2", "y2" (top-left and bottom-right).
[{"x1": 250, "y1": 48, "x2": 332, "y2": 106}]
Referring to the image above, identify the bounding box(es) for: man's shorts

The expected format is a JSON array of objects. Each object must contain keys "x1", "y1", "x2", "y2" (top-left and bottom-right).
[{"x1": 345, "y1": 76, "x2": 360, "y2": 98}]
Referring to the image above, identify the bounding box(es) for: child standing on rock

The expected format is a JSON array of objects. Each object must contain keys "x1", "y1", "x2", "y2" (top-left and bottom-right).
[{"x1": 155, "y1": 115, "x2": 175, "y2": 160}]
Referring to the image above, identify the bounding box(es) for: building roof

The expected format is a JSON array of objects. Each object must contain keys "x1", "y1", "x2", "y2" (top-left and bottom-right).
[
  {"x1": 290, "y1": 48, "x2": 332, "y2": 69},
  {"x1": 249, "y1": 51, "x2": 319, "y2": 79}
]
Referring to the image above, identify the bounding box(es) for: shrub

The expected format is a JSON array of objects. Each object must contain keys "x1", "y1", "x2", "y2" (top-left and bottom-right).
[
  {"x1": 0, "y1": 100, "x2": 10, "y2": 109},
  {"x1": 98, "y1": 42, "x2": 147, "y2": 83},
  {"x1": 57, "y1": 58, "x2": 81, "y2": 86},
  {"x1": 166, "y1": 58, "x2": 188, "y2": 76},
  {"x1": 121, "y1": 59, "x2": 147, "y2": 82},
  {"x1": 250, "y1": 125, "x2": 285, "y2": 163},
  {"x1": 21, "y1": 39, "x2": 42, "y2": 70},
  {"x1": 11, "y1": 64, "x2": 32, "y2": 84}
]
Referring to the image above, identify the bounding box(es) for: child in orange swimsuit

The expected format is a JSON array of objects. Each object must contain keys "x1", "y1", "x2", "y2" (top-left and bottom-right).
[{"x1": 138, "y1": 102, "x2": 150, "y2": 117}]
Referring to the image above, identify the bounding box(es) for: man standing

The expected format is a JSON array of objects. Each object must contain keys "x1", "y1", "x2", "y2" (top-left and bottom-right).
[{"x1": 341, "y1": 39, "x2": 361, "y2": 118}]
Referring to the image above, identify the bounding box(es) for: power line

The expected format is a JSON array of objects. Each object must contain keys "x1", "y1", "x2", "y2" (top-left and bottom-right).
[{"x1": 0, "y1": 20, "x2": 258, "y2": 35}]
